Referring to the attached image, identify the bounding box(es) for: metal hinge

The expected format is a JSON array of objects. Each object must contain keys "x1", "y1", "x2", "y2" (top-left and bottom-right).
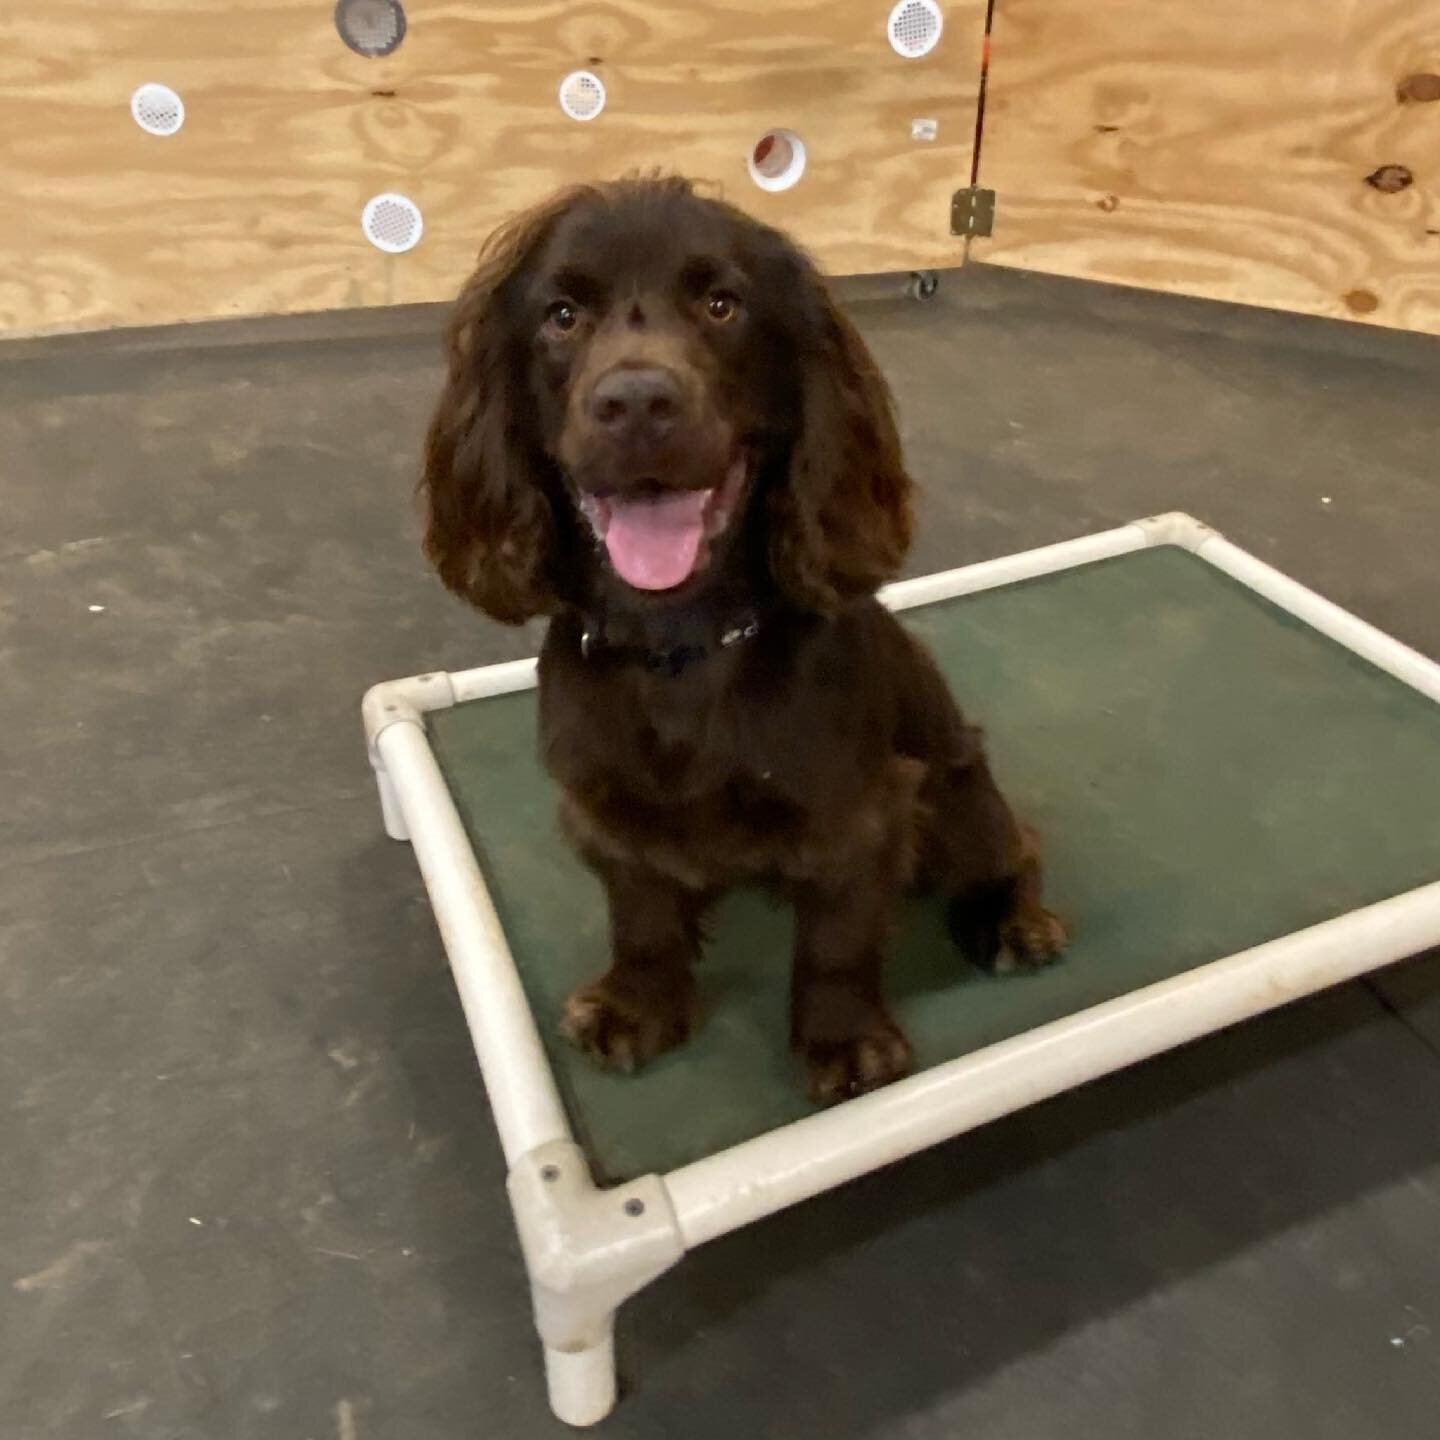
[{"x1": 951, "y1": 186, "x2": 996, "y2": 238}]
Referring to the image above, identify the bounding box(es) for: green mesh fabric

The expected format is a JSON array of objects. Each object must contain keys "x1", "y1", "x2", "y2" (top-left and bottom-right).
[{"x1": 427, "y1": 547, "x2": 1440, "y2": 1180}]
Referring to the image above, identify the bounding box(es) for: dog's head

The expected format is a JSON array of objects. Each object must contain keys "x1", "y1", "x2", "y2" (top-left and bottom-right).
[{"x1": 422, "y1": 176, "x2": 912, "y2": 622}]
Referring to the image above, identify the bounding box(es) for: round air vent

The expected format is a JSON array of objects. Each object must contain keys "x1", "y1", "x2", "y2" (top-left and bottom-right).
[
  {"x1": 335, "y1": 0, "x2": 406, "y2": 58},
  {"x1": 130, "y1": 83, "x2": 185, "y2": 137},
  {"x1": 362, "y1": 193, "x2": 423, "y2": 253},
  {"x1": 559, "y1": 70, "x2": 607, "y2": 121},
  {"x1": 888, "y1": 0, "x2": 944, "y2": 58},
  {"x1": 748, "y1": 130, "x2": 807, "y2": 192}
]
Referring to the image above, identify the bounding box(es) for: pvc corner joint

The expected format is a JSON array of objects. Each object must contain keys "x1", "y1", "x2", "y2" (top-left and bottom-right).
[
  {"x1": 508, "y1": 1142, "x2": 685, "y2": 1352},
  {"x1": 362, "y1": 671, "x2": 456, "y2": 748},
  {"x1": 1136, "y1": 511, "x2": 1215, "y2": 550}
]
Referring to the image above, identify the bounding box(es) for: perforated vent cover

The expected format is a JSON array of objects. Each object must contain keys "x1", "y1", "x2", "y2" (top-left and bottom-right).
[
  {"x1": 888, "y1": 0, "x2": 943, "y2": 58},
  {"x1": 559, "y1": 70, "x2": 606, "y2": 121},
  {"x1": 362, "y1": 193, "x2": 423, "y2": 254},
  {"x1": 335, "y1": 0, "x2": 406, "y2": 57},
  {"x1": 130, "y1": 83, "x2": 185, "y2": 137}
]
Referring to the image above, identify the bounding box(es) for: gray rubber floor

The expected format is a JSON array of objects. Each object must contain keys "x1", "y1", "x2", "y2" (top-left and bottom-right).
[{"x1": 4, "y1": 266, "x2": 1439, "y2": 1440}]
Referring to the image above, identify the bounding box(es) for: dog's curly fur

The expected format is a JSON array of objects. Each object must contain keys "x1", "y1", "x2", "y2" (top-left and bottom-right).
[{"x1": 422, "y1": 177, "x2": 1067, "y2": 1104}]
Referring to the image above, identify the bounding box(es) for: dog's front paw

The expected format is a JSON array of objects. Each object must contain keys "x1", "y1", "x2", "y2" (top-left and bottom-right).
[
  {"x1": 794, "y1": 994, "x2": 914, "y2": 1106},
  {"x1": 995, "y1": 908, "x2": 1070, "y2": 975},
  {"x1": 561, "y1": 968, "x2": 699, "y2": 1073}
]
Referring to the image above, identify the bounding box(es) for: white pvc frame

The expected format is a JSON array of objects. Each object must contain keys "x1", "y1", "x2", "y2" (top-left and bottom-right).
[{"x1": 361, "y1": 513, "x2": 1440, "y2": 1426}]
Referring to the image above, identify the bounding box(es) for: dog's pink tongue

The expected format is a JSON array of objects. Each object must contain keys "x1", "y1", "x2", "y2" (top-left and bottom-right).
[{"x1": 603, "y1": 491, "x2": 710, "y2": 591}]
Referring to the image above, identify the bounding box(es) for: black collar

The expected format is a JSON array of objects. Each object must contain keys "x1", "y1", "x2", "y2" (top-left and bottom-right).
[{"x1": 579, "y1": 602, "x2": 765, "y2": 677}]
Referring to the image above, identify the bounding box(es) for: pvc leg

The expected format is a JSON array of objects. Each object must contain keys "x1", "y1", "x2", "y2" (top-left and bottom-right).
[
  {"x1": 544, "y1": 1320, "x2": 618, "y2": 1428},
  {"x1": 372, "y1": 756, "x2": 410, "y2": 842},
  {"x1": 511, "y1": 1144, "x2": 682, "y2": 1426}
]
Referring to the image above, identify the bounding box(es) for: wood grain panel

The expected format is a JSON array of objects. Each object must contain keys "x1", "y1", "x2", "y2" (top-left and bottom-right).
[
  {"x1": 974, "y1": 0, "x2": 1440, "y2": 335},
  {"x1": 0, "y1": 1, "x2": 985, "y2": 336}
]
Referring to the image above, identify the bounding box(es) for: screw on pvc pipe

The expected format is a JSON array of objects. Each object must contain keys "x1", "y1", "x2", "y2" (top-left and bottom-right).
[{"x1": 623, "y1": 1198, "x2": 646, "y2": 1218}]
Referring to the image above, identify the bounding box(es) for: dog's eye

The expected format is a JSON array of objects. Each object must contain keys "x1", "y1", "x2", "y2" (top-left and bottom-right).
[
  {"x1": 705, "y1": 291, "x2": 739, "y2": 323},
  {"x1": 544, "y1": 301, "x2": 580, "y2": 335}
]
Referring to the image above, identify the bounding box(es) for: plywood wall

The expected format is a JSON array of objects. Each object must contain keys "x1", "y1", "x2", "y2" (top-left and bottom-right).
[
  {"x1": 973, "y1": 0, "x2": 1440, "y2": 336},
  {"x1": 0, "y1": 1, "x2": 985, "y2": 338}
]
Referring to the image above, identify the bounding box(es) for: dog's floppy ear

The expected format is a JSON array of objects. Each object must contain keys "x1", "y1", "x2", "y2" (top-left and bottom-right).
[
  {"x1": 767, "y1": 268, "x2": 913, "y2": 612},
  {"x1": 421, "y1": 189, "x2": 591, "y2": 624}
]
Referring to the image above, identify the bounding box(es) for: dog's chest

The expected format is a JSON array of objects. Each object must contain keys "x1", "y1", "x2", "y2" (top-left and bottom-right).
[
  {"x1": 545, "y1": 663, "x2": 814, "y2": 874},
  {"x1": 569, "y1": 758, "x2": 806, "y2": 887},
  {"x1": 601, "y1": 681, "x2": 788, "y2": 813}
]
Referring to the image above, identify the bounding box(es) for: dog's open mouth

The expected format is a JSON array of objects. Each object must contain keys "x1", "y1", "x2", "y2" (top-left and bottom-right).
[{"x1": 577, "y1": 456, "x2": 748, "y2": 592}]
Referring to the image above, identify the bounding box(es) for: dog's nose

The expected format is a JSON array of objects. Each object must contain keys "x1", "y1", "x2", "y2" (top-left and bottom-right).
[{"x1": 590, "y1": 368, "x2": 682, "y2": 438}]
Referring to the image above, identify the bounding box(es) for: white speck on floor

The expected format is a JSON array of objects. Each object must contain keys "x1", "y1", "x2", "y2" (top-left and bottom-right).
[{"x1": 103, "y1": 1397, "x2": 152, "y2": 1420}]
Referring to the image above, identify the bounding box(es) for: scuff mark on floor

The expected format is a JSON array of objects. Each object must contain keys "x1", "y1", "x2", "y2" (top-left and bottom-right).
[
  {"x1": 335, "y1": 1397, "x2": 359, "y2": 1440},
  {"x1": 14, "y1": 536, "x2": 110, "y2": 567},
  {"x1": 13, "y1": 1238, "x2": 111, "y2": 1293},
  {"x1": 103, "y1": 1396, "x2": 152, "y2": 1420}
]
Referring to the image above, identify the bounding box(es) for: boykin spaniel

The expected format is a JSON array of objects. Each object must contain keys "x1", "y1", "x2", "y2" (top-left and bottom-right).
[{"x1": 422, "y1": 177, "x2": 1068, "y2": 1104}]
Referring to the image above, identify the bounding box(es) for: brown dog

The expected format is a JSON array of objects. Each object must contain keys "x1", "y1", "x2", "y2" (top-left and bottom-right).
[{"x1": 422, "y1": 177, "x2": 1067, "y2": 1104}]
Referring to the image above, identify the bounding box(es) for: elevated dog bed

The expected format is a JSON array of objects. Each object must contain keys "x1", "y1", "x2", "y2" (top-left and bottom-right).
[{"x1": 362, "y1": 514, "x2": 1440, "y2": 1426}]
